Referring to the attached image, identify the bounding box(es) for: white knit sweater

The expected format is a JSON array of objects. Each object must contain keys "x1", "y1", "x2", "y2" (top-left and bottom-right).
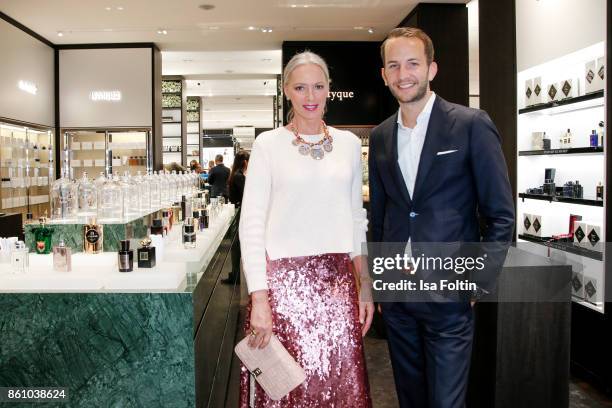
[{"x1": 239, "y1": 126, "x2": 368, "y2": 293}]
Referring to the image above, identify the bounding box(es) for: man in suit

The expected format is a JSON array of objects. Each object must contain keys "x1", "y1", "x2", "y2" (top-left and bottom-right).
[
  {"x1": 207, "y1": 154, "x2": 230, "y2": 198},
  {"x1": 369, "y1": 27, "x2": 515, "y2": 408}
]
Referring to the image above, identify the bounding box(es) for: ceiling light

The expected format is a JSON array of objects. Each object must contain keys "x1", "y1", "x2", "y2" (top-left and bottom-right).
[
  {"x1": 353, "y1": 26, "x2": 363, "y2": 30},
  {"x1": 303, "y1": 4, "x2": 309, "y2": 7},
  {"x1": 367, "y1": 27, "x2": 375, "y2": 34},
  {"x1": 261, "y1": 27, "x2": 273, "y2": 33},
  {"x1": 157, "y1": 29, "x2": 168, "y2": 35},
  {"x1": 199, "y1": 4, "x2": 215, "y2": 10},
  {"x1": 290, "y1": 4, "x2": 297, "y2": 7},
  {"x1": 105, "y1": 6, "x2": 111, "y2": 11},
  {"x1": 208, "y1": 26, "x2": 219, "y2": 30},
  {"x1": 247, "y1": 26, "x2": 256, "y2": 31},
  {"x1": 57, "y1": 31, "x2": 64, "y2": 37},
  {"x1": 116, "y1": 6, "x2": 124, "y2": 10}
]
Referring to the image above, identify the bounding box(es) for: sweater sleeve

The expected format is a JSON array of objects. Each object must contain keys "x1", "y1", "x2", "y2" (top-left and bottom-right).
[
  {"x1": 349, "y1": 136, "x2": 368, "y2": 259},
  {"x1": 239, "y1": 138, "x2": 272, "y2": 293}
]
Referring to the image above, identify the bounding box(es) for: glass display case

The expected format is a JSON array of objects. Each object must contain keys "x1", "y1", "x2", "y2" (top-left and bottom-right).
[
  {"x1": 61, "y1": 128, "x2": 152, "y2": 179},
  {"x1": 0, "y1": 121, "x2": 54, "y2": 220}
]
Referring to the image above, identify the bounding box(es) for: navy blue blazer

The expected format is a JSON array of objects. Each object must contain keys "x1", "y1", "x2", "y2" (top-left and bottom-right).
[{"x1": 368, "y1": 96, "x2": 515, "y2": 244}]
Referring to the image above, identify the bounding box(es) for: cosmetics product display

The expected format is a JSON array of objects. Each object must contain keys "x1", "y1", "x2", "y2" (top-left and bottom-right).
[
  {"x1": 596, "y1": 183, "x2": 604, "y2": 200},
  {"x1": 52, "y1": 240, "x2": 72, "y2": 272},
  {"x1": 137, "y1": 238, "x2": 156, "y2": 268},
  {"x1": 183, "y1": 218, "x2": 196, "y2": 249},
  {"x1": 118, "y1": 240, "x2": 134, "y2": 272},
  {"x1": 33, "y1": 216, "x2": 53, "y2": 254}
]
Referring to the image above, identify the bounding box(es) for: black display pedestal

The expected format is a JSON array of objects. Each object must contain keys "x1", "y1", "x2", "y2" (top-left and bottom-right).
[
  {"x1": 0, "y1": 213, "x2": 23, "y2": 240},
  {"x1": 468, "y1": 248, "x2": 572, "y2": 408}
]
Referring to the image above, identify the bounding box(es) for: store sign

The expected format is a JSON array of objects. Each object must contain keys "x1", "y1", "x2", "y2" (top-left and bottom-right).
[
  {"x1": 90, "y1": 90, "x2": 122, "y2": 102},
  {"x1": 328, "y1": 91, "x2": 355, "y2": 101},
  {"x1": 18, "y1": 80, "x2": 38, "y2": 95}
]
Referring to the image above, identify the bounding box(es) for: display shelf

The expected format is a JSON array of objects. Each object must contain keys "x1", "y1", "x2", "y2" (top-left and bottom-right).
[
  {"x1": 162, "y1": 136, "x2": 182, "y2": 139},
  {"x1": 162, "y1": 121, "x2": 182, "y2": 124},
  {"x1": 573, "y1": 298, "x2": 604, "y2": 313},
  {"x1": 519, "y1": 147, "x2": 604, "y2": 156},
  {"x1": 518, "y1": 234, "x2": 603, "y2": 261},
  {"x1": 518, "y1": 193, "x2": 603, "y2": 207},
  {"x1": 163, "y1": 92, "x2": 182, "y2": 96},
  {"x1": 519, "y1": 90, "x2": 604, "y2": 114}
]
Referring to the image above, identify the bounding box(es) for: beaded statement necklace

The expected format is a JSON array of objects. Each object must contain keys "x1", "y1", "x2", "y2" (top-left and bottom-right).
[{"x1": 289, "y1": 121, "x2": 333, "y2": 160}]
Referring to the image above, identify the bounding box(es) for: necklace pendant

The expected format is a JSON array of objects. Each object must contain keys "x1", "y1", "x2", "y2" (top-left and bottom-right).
[
  {"x1": 291, "y1": 139, "x2": 300, "y2": 146},
  {"x1": 298, "y1": 144, "x2": 311, "y2": 155},
  {"x1": 311, "y1": 147, "x2": 325, "y2": 160},
  {"x1": 323, "y1": 143, "x2": 333, "y2": 153}
]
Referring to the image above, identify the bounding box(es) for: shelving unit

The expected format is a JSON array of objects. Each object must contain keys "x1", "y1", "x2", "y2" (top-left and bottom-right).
[
  {"x1": 186, "y1": 96, "x2": 202, "y2": 166},
  {"x1": 162, "y1": 78, "x2": 185, "y2": 166},
  {"x1": 0, "y1": 122, "x2": 54, "y2": 220},
  {"x1": 516, "y1": 42, "x2": 606, "y2": 312}
]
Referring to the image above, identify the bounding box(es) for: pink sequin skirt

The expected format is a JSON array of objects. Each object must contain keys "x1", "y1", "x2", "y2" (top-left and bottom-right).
[{"x1": 239, "y1": 253, "x2": 372, "y2": 408}]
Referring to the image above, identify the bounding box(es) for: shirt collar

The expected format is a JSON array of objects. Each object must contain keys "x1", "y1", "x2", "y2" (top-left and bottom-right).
[{"x1": 397, "y1": 92, "x2": 436, "y2": 130}]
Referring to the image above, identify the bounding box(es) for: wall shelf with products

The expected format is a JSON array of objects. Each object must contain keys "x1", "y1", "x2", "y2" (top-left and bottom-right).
[
  {"x1": 518, "y1": 90, "x2": 604, "y2": 114},
  {"x1": 0, "y1": 121, "x2": 54, "y2": 221},
  {"x1": 186, "y1": 96, "x2": 202, "y2": 166},
  {"x1": 516, "y1": 42, "x2": 606, "y2": 313},
  {"x1": 518, "y1": 193, "x2": 603, "y2": 207},
  {"x1": 519, "y1": 147, "x2": 603, "y2": 156}
]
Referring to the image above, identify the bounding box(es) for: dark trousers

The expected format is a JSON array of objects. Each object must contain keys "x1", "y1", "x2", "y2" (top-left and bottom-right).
[{"x1": 382, "y1": 302, "x2": 474, "y2": 408}]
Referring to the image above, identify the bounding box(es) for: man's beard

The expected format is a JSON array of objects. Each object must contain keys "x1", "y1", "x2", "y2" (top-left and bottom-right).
[{"x1": 389, "y1": 77, "x2": 429, "y2": 104}]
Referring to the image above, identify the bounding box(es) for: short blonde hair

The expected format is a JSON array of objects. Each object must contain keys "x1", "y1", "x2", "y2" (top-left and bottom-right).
[{"x1": 283, "y1": 51, "x2": 330, "y2": 123}]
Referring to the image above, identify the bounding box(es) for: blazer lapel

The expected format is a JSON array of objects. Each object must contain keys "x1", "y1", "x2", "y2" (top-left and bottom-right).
[
  {"x1": 383, "y1": 112, "x2": 412, "y2": 206},
  {"x1": 412, "y1": 97, "x2": 455, "y2": 202}
]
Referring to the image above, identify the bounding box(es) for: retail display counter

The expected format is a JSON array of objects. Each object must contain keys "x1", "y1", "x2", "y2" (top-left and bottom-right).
[{"x1": 0, "y1": 207, "x2": 239, "y2": 407}]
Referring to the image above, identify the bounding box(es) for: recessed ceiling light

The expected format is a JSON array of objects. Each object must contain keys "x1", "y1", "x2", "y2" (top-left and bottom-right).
[
  {"x1": 57, "y1": 31, "x2": 64, "y2": 37},
  {"x1": 105, "y1": 6, "x2": 111, "y2": 11},
  {"x1": 367, "y1": 27, "x2": 375, "y2": 34},
  {"x1": 157, "y1": 29, "x2": 168, "y2": 35},
  {"x1": 303, "y1": 4, "x2": 309, "y2": 7},
  {"x1": 353, "y1": 26, "x2": 363, "y2": 30},
  {"x1": 199, "y1": 4, "x2": 215, "y2": 10},
  {"x1": 247, "y1": 26, "x2": 256, "y2": 31},
  {"x1": 290, "y1": 4, "x2": 297, "y2": 7},
  {"x1": 116, "y1": 6, "x2": 124, "y2": 10},
  {"x1": 261, "y1": 27, "x2": 273, "y2": 33}
]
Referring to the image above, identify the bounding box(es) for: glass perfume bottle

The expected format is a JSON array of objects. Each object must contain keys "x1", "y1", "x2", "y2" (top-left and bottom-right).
[
  {"x1": 596, "y1": 182, "x2": 604, "y2": 200},
  {"x1": 99, "y1": 175, "x2": 123, "y2": 222},
  {"x1": 590, "y1": 130, "x2": 599, "y2": 147},
  {"x1": 83, "y1": 219, "x2": 103, "y2": 254},
  {"x1": 183, "y1": 218, "x2": 196, "y2": 249},
  {"x1": 53, "y1": 240, "x2": 72, "y2": 272},
  {"x1": 33, "y1": 216, "x2": 53, "y2": 254},
  {"x1": 121, "y1": 171, "x2": 139, "y2": 216},
  {"x1": 147, "y1": 171, "x2": 161, "y2": 210},
  {"x1": 150, "y1": 219, "x2": 165, "y2": 236},
  {"x1": 118, "y1": 240, "x2": 133, "y2": 272},
  {"x1": 50, "y1": 166, "x2": 77, "y2": 221},
  {"x1": 137, "y1": 238, "x2": 156, "y2": 268},
  {"x1": 11, "y1": 241, "x2": 29, "y2": 274},
  {"x1": 135, "y1": 171, "x2": 150, "y2": 213},
  {"x1": 77, "y1": 171, "x2": 98, "y2": 217}
]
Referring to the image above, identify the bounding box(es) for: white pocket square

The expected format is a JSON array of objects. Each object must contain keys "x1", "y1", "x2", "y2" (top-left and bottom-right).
[{"x1": 436, "y1": 150, "x2": 458, "y2": 156}]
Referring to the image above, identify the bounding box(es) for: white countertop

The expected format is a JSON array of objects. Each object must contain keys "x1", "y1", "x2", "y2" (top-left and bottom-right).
[{"x1": 0, "y1": 205, "x2": 235, "y2": 293}]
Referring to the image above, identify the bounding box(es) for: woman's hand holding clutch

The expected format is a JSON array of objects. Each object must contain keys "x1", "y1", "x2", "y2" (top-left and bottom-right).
[{"x1": 249, "y1": 290, "x2": 274, "y2": 349}]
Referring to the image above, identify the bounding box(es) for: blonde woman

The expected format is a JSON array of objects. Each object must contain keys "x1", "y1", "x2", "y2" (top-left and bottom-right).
[{"x1": 239, "y1": 51, "x2": 374, "y2": 407}]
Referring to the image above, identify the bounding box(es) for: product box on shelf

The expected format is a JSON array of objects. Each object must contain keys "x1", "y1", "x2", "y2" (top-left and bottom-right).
[
  {"x1": 531, "y1": 214, "x2": 543, "y2": 237},
  {"x1": 525, "y1": 79, "x2": 533, "y2": 107},
  {"x1": 584, "y1": 276, "x2": 598, "y2": 304},
  {"x1": 596, "y1": 57, "x2": 605, "y2": 91},
  {"x1": 112, "y1": 157, "x2": 121, "y2": 167},
  {"x1": 531, "y1": 132, "x2": 545, "y2": 150},
  {"x1": 547, "y1": 82, "x2": 559, "y2": 102},
  {"x1": 585, "y1": 224, "x2": 602, "y2": 251},
  {"x1": 522, "y1": 213, "x2": 533, "y2": 235},
  {"x1": 532, "y1": 77, "x2": 543, "y2": 104},
  {"x1": 559, "y1": 78, "x2": 578, "y2": 99},
  {"x1": 571, "y1": 271, "x2": 585, "y2": 299},
  {"x1": 71, "y1": 142, "x2": 81, "y2": 151},
  {"x1": 94, "y1": 159, "x2": 105, "y2": 167},
  {"x1": 585, "y1": 60, "x2": 598, "y2": 93},
  {"x1": 93, "y1": 141, "x2": 106, "y2": 150},
  {"x1": 82, "y1": 159, "x2": 93, "y2": 167},
  {"x1": 81, "y1": 141, "x2": 93, "y2": 150},
  {"x1": 72, "y1": 159, "x2": 81, "y2": 167},
  {"x1": 573, "y1": 221, "x2": 588, "y2": 247}
]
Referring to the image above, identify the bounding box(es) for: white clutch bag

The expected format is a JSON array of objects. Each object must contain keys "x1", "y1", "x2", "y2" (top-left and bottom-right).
[{"x1": 234, "y1": 334, "x2": 307, "y2": 401}]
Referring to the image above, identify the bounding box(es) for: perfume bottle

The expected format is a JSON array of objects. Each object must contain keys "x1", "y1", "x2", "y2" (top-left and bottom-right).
[
  {"x1": 53, "y1": 240, "x2": 72, "y2": 272},
  {"x1": 172, "y1": 202, "x2": 182, "y2": 224},
  {"x1": 118, "y1": 240, "x2": 133, "y2": 272},
  {"x1": 83, "y1": 219, "x2": 103, "y2": 254},
  {"x1": 183, "y1": 219, "x2": 196, "y2": 249},
  {"x1": 100, "y1": 175, "x2": 123, "y2": 222},
  {"x1": 542, "y1": 132, "x2": 551, "y2": 150},
  {"x1": 151, "y1": 219, "x2": 165, "y2": 236},
  {"x1": 137, "y1": 238, "x2": 156, "y2": 268},
  {"x1": 565, "y1": 128, "x2": 572, "y2": 148},
  {"x1": 50, "y1": 159, "x2": 77, "y2": 220},
  {"x1": 598, "y1": 121, "x2": 605, "y2": 146},
  {"x1": 11, "y1": 241, "x2": 29, "y2": 274},
  {"x1": 76, "y1": 171, "x2": 98, "y2": 217},
  {"x1": 192, "y1": 211, "x2": 200, "y2": 231},
  {"x1": 590, "y1": 130, "x2": 599, "y2": 147},
  {"x1": 596, "y1": 182, "x2": 604, "y2": 200},
  {"x1": 33, "y1": 216, "x2": 53, "y2": 254},
  {"x1": 199, "y1": 209, "x2": 209, "y2": 231},
  {"x1": 162, "y1": 210, "x2": 171, "y2": 233}
]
